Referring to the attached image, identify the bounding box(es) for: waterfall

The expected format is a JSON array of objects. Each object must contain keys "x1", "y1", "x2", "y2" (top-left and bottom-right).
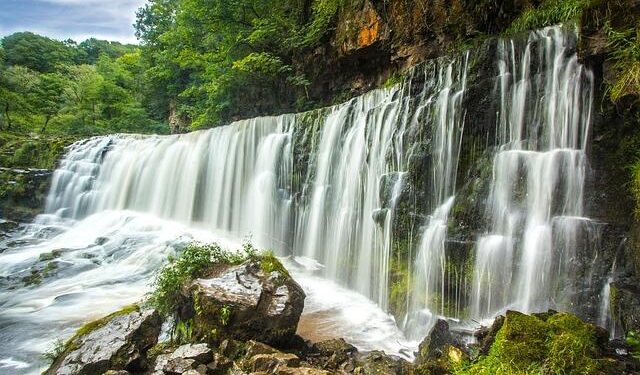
[
  {"x1": 0, "y1": 25, "x2": 603, "y2": 373},
  {"x1": 470, "y1": 27, "x2": 594, "y2": 320}
]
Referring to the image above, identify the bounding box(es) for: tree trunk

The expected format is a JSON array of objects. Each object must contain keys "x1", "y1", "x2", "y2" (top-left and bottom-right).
[
  {"x1": 4, "y1": 103, "x2": 12, "y2": 129},
  {"x1": 41, "y1": 115, "x2": 50, "y2": 133}
]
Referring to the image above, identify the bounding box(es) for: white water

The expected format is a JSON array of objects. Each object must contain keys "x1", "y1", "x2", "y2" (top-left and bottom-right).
[
  {"x1": 470, "y1": 27, "x2": 594, "y2": 320},
  {"x1": 0, "y1": 25, "x2": 600, "y2": 374}
]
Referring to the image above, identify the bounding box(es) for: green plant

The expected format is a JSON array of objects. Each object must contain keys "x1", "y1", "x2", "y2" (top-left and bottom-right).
[
  {"x1": 219, "y1": 305, "x2": 232, "y2": 326},
  {"x1": 605, "y1": 22, "x2": 640, "y2": 103},
  {"x1": 149, "y1": 242, "x2": 247, "y2": 316},
  {"x1": 506, "y1": 0, "x2": 595, "y2": 35},
  {"x1": 626, "y1": 331, "x2": 640, "y2": 360},
  {"x1": 41, "y1": 338, "x2": 65, "y2": 364},
  {"x1": 173, "y1": 319, "x2": 194, "y2": 344}
]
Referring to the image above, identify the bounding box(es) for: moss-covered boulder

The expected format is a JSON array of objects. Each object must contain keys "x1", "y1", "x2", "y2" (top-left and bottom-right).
[
  {"x1": 177, "y1": 255, "x2": 306, "y2": 347},
  {"x1": 44, "y1": 305, "x2": 162, "y2": 375},
  {"x1": 462, "y1": 310, "x2": 628, "y2": 375}
]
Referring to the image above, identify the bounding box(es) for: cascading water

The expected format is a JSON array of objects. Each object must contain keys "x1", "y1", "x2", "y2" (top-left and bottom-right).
[
  {"x1": 470, "y1": 26, "x2": 594, "y2": 321},
  {"x1": 0, "y1": 25, "x2": 606, "y2": 374}
]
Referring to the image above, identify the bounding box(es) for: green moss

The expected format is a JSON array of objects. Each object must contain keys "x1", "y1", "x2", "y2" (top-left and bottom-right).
[
  {"x1": 0, "y1": 132, "x2": 78, "y2": 170},
  {"x1": 73, "y1": 304, "x2": 140, "y2": 339},
  {"x1": 458, "y1": 311, "x2": 610, "y2": 375},
  {"x1": 260, "y1": 251, "x2": 290, "y2": 280}
]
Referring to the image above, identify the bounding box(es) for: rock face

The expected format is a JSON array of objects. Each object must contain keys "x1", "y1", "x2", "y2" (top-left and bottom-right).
[
  {"x1": 178, "y1": 258, "x2": 306, "y2": 346},
  {"x1": 45, "y1": 306, "x2": 162, "y2": 375}
]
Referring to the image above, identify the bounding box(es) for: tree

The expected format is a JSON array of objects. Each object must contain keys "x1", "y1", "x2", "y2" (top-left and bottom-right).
[
  {"x1": 1, "y1": 32, "x2": 78, "y2": 72},
  {"x1": 34, "y1": 73, "x2": 67, "y2": 133}
]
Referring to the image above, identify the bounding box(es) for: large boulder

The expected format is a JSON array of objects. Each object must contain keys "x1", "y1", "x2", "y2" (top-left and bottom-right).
[
  {"x1": 178, "y1": 256, "x2": 305, "y2": 346},
  {"x1": 45, "y1": 305, "x2": 162, "y2": 375}
]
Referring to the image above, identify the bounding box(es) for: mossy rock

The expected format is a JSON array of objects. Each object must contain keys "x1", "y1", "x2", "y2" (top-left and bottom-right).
[
  {"x1": 177, "y1": 257, "x2": 305, "y2": 347},
  {"x1": 44, "y1": 304, "x2": 162, "y2": 375},
  {"x1": 462, "y1": 310, "x2": 624, "y2": 375}
]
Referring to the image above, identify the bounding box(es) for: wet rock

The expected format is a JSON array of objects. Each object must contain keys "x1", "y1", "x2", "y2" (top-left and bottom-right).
[
  {"x1": 179, "y1": 257, "x2": 305, "y2": 346},
  {"x1": 415, "y1": 319, "x2": 452, "y2": 364},
  {"x1": 610, "y1": 280, "x2": 640, "y2": 334},
  {"x1": 44, "y1": 306, "x2": 162, "y2": 375},
  {"x1": 474, "y1": 315, "x2": 505, "y2": 355},
  {"x1": 170, "y1": 343, "x2": 213, "y2": 364}
]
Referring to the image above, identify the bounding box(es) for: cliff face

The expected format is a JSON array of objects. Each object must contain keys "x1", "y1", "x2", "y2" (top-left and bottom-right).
[{"x1": 294, "y1": 0, "x2": 535, "y2": 108}]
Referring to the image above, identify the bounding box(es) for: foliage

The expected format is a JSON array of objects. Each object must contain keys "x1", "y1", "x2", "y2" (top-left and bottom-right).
[
  {"x1": 506, "y1": 0, "x2": 596, "y2": 35},
  {"x1": 134, "y1": 0, "x2": 344, "y2": 129},
  {"x1": 150, "y1": 242, "x2": 251, "y2": 317},
  {"x1": 605, "y1": 22, "x2": 640, "y2": 103},
  {"x1": 0, "y1": 32, "x2": 168, "y2": 136},
  {"x1": 173, "y1": 319, "x2": 195, "y2": 344},
  {"x1": 627, "y1": 331, "x2": 640, "y2": 360}
]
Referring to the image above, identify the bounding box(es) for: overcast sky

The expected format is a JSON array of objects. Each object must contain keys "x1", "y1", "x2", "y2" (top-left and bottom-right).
[{"x1": 0, "y1": 0, "x2": 147, "y2": 44}]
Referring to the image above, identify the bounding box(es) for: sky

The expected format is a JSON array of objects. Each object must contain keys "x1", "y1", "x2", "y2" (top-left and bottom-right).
[{"x1": 0, "y1": 0, "x2": 147, "y2": 44}]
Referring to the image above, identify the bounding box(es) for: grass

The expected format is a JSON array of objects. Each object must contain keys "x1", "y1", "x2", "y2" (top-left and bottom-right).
[
  {"x1": 605, "y1": 22, "x2": 640, "y2": 103},
  {"x1": 506, "y1": 0, "x2": 596, "y2": 35}
]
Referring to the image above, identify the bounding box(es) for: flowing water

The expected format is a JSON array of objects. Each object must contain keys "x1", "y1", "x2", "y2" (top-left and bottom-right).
[{"x1": 0, "y1": 25, "x2": 603, "y2": 374}]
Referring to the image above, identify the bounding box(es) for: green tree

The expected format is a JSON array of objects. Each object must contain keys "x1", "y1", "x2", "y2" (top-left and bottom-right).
[
  {"x1": 2, "y1": 32, "x2": 78, "y2": 72},
  {"x1": 34, "y1": 73, "x2": 67, "y2": 133}
]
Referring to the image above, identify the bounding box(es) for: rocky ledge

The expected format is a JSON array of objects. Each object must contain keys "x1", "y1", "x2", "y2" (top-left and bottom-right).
[{"x1": 44, "y1": 250, "x2": 640, "y2": 375}]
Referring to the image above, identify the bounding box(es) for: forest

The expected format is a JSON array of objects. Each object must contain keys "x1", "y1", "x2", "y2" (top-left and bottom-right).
[{"x1": 0, "y1": 0, "x2": 343, "y2": 136}]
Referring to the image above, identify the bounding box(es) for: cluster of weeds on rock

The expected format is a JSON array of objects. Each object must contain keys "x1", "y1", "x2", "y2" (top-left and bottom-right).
[
  {"x1": 605, "y1": 21, "x2": 640, "y2": 104},
  {"x1": 506, "y1": 0, "x2": 596, "y2": 35},
  {"x1": 150, "y1": 242, "x2": 250, "y2": 317}
]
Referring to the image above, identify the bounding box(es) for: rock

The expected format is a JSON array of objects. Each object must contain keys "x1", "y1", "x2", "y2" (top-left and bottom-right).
[
  {"x1": 310, "y1": 338, "x2": 357, "y2": 370},
  {"x1": 276, "y1": 367, "x2": 330, "y2": 375},
  {"x1": 206, "y1": 353, "x2": 233, "y2": 375},
  {"x1": 245, "y1": 340, "x2": 279, "y2": 358},
  {"x1": 183, "y1": 370, "x2": 202, "y2": 375},
  {"x1": 354, "y1": 351, "x2": 411, "y2": 375},
  {"x1": 163, "y1": 357, "x2": 196, "y2": 374},
  {"x1": 474, "y1": 315, "x2": 505, "y2": 355},
  {"x1": 219, "y1": 339, "x2": 244, "y2": 359},
  {"x1": 154, "y1": 353, "x2": 171, "y2": 372},
  {"x1": 179, "y1": 257, "x2": 305, "y2": 346},
  {"x1": 44, "y1": 306, "x2": 162, "y2": 375},
  {"x1": 104, "y1": 371, "x2": 129, "y2": 375},
  {"x1": 415, "y1": 319, "x2": 452, "y2": 364},
  {"x1": 170, "y1": 343, "x2": 213, "y2": 364},
  {"x1": 611, "y1": 280, "x2": 640, "y2": 334},
  {"x1": 249, "y1": 352, "x2": 300, "y2": 372}
]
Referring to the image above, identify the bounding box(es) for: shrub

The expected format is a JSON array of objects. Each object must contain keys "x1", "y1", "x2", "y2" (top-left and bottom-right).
[{"x1": 149, "y1": 242, "x2": 249, "y2": 317}]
